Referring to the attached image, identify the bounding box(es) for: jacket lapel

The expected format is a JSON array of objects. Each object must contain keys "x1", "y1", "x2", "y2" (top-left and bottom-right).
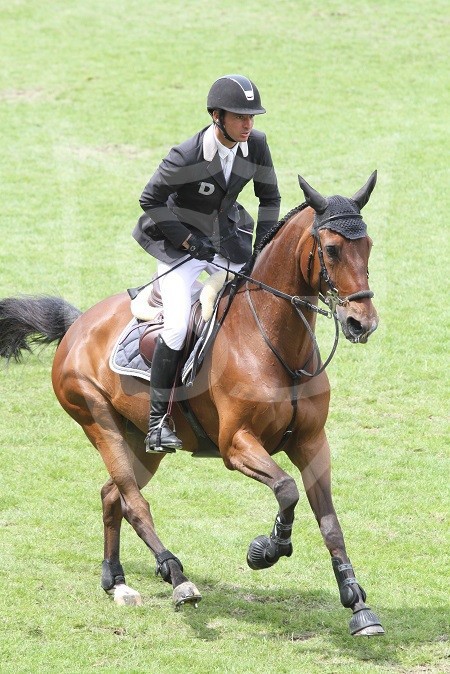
[
  {"x1": 227, "y1": 148, "x2": 246, "y2": 192},
  {"x1": 203, "y1": 125, "x2": 227, "y2": 190},
  {"x1": 207, "y1": 153, "x2": 227, "y2": 190}
]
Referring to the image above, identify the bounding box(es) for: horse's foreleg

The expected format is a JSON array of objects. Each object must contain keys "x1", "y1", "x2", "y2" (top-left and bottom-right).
[
  {"x1": 223, "y1": 428, "x2": 299, "y2": 571},
  {"x1": 290, "y1": 433, "x2": 384, "y2": 636}
]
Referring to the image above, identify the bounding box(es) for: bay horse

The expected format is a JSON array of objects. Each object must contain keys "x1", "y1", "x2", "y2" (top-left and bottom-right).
[{"x1": 0, "y1": 173, "x2": 384, "y2": 636}]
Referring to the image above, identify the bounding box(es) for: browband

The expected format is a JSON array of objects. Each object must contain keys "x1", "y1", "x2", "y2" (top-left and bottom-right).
[{"x1": 316, "y1": 213, "x2": 363, "y2": 228}]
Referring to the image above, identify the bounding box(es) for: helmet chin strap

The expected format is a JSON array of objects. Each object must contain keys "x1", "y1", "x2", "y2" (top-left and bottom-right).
[{"x1": 213, "y1": 118, "x2": 238, "y2": 145}]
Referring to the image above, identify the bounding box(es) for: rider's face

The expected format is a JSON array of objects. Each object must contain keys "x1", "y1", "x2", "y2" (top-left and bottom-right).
[{"x1": 215, "y1": 112, "x2": 255, "y2": 146}]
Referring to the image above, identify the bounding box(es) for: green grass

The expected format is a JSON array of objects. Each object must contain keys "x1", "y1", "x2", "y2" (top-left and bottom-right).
[{"x1": 0, "y1": 1, "x2": 449, "y2": 672}]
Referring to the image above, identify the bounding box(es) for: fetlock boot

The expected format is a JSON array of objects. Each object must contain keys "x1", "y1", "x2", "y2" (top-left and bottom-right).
[{"x1": 145, "y1": 335, "x2": 183, "y2": 454}]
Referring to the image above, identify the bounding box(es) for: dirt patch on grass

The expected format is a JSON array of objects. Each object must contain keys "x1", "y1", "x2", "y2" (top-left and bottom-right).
[
  {"x1": 71, "y1": 144, "x2": 151, "y2": 160},
  {"x1": 0, "y1": 88, "x2": 45, "y2": 103}
]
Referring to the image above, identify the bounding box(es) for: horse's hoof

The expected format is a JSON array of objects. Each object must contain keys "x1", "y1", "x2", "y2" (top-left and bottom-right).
[
  {"x1": 106, "y1": 584, "x2": 143, "y2": 606},
  {"x1": 350, "y1": 608, "x2": 385, "y2": 636},
  {"x1": 247, "y1": 535, "x2": 274, "y2": 570},
  {"x1": 173, "y1": 581, "x2": 202, "y2": 610}
]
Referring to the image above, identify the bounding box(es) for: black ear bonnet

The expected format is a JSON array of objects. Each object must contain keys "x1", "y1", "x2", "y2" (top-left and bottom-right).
[{"x1": 313, "y1": 196, "x2": 367, "y2": 240}]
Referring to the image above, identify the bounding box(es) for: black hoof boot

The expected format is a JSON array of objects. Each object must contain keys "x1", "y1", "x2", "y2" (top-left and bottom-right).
[
  {"x1": 350, "y1": 608, "x2": 385, "y2": 636},
  {"x1": 247, "y1": 535, "x2": 276, "y2": 570},
  {"x1": 332, "y1": 557, "x2": 385, "y2": 637},
  {"x1": 247, "y1": 515, "x2": 293, "y2": 570},
  {"x1": 101, "y1": 559, "x2": 125, "y2": 591}
]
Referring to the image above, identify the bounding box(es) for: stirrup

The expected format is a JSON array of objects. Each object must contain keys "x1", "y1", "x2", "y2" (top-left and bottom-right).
[{"x1": 145, "y1": 414, "x2": 181, "y2": 454}]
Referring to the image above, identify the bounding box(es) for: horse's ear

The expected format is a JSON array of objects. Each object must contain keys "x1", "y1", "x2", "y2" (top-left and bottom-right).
[
  {"x1": 352, "y1": 170, "x2": 377, "y2": 210},
  {"x1": 298, "y1": 175, "x2": 328, "y2": 214}
]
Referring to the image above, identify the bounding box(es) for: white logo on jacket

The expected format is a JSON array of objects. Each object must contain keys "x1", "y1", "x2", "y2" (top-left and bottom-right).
[{"x1": 198, "y1": 181, "x2": 215, "y2": 195}]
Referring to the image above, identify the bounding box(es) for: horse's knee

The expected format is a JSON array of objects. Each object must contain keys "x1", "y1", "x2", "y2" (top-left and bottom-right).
[
  {"x1": 119, "y1": 492, "x2": 153, "y2": 536},
  {"x1": 273, "y1": 476, "x2": 299, "y2": 512}
]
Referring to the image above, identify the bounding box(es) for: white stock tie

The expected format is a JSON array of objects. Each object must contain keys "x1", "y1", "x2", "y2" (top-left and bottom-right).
[{"x1": 223, "y1": 151, "x2": 234, "y2": 185}]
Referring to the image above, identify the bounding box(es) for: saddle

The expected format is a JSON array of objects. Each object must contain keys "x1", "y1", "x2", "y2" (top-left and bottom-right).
[{"x1": 135, "y1": 276, "x2": 205, "y2": 368}]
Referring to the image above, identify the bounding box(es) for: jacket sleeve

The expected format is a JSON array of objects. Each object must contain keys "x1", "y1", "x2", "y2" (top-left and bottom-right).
[
  {"x1": 252, "y1": 138, "x2": 281, "y2": 249},
  {"x1": 139, "y1": 146, "x2": 192, "y2": 249}
]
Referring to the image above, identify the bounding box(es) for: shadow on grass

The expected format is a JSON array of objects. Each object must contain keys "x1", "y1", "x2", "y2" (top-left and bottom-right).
[
  {"x1": 139, "y1": 575, "x2": 448, "y2": 668},
  {"x1": 113, "y1": 554, "x2": 448, "y2": 669}
]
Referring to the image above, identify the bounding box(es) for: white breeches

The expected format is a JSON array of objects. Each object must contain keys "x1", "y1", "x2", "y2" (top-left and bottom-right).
[{"x1": 157, "y1": 254, "x2": 243, "y2": 350}]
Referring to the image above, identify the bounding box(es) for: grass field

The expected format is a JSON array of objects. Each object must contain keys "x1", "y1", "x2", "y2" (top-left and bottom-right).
[{"x1": 0, "y1": 1, "x2": 449, "y2": 672}]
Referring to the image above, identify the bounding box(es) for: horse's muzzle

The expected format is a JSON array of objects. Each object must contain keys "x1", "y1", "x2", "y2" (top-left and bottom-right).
[{"x1": 337, "y1": 305, "x2": 379, "y2": 344}]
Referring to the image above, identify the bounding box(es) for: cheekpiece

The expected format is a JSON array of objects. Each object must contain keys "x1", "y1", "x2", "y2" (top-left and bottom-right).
[{"x1": 313, "y1": 195, "x2": 367, "y2": 240}]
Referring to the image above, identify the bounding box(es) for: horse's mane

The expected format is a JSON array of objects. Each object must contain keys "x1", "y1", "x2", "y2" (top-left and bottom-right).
[{"x1": 240, "y1": 201, "x2": 308, "y2": 276}]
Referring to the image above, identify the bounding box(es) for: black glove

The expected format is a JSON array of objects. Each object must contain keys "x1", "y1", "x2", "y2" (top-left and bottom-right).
[{"x1": 186, "y1": 234, "x2": 216, "y2": 262}]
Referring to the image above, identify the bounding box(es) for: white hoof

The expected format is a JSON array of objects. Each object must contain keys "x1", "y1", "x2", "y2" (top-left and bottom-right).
[
  {"x1": 106, "y1": 583, "x2": 143, "y2": 606},
  {"x1": 173, "y1": 581, "x2": 202, "y2": 609}
]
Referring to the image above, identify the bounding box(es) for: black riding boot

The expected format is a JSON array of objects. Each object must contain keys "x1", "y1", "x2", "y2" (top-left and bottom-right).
[{"x1": 145, "y1": 335, "x2": 183, "y2": 454}]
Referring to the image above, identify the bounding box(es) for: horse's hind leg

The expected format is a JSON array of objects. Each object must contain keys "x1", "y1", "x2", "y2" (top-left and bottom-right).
[
  {"x1": 83, "y1": 407, "x2": 201, "y2": 609},
  {"x1": 289, "y1": 432, "x2": 384, "y2": 636},
  {"x1": 100, "y1": 478, "x2": 142, "y2": 606}
]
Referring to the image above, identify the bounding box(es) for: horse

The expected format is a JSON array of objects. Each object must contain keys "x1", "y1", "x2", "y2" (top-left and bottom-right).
[{"x1": 0, "y1": 172, "x2": 384, "y2": 636}]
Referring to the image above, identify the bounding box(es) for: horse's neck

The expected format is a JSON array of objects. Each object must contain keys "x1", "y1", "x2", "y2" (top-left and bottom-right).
[
  {"x1": 244, "y1": 214, "x2": 318, "y2": 357},
  {"x1": 252, "y1": 212, "x2": 315, "y2": 298}
]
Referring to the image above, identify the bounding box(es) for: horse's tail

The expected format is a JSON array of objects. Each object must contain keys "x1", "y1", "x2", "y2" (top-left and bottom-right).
[{"x1": 0, "y1": 295, "x2": 82, "y2": 363}]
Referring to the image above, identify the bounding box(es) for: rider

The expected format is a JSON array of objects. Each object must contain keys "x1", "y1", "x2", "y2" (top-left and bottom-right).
[{"x1": 132, "y1": 74, "x2": 281, "y2": 454}]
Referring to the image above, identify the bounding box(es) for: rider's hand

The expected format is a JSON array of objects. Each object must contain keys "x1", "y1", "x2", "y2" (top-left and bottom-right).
[{"x1": 185, "y1": 234, "x2": 216, "y2": 262}]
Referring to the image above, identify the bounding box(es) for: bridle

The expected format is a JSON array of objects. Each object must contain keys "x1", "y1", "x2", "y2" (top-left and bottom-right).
[
  {"x1": 308, "y1": 224, "x2": 374, "y2": 315},
  {"x1": 228, "y1": 225, "x2": 371, "y2": 382}
]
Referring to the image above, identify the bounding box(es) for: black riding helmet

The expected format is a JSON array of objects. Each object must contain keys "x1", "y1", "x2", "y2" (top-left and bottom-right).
[{"x1": 207, "y1": 74, "x2": 266, "y2": 115}]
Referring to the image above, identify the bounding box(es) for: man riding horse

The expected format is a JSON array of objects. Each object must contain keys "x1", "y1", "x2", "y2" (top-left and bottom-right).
[{"x1": 132, "y1": 74, "x2": 281, "y2": 454}]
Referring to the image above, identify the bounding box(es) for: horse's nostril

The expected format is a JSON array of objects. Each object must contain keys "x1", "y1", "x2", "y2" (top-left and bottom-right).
[{"x1": 347, "y1": 317, "x2": 363, "y2": 334}]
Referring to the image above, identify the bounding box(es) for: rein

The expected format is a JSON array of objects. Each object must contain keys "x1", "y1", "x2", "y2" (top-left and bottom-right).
[
  {"x1": 245, "y1": 285, "x2": 340, "y2": 381},
  {"x1": 213, "y1": 261, "x2": 332, "y2": 318},
  {"x1": 129, "y1": 218, "x2": 373, "y2": 388}
]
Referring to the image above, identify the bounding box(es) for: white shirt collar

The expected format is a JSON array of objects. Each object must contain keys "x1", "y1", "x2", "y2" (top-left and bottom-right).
[
  {"x1": 215, "y1": 137, "x2": 239, "y2": 161},
  {"x1": 202, "y1": 123, "x2": 248, "y2": 161}
]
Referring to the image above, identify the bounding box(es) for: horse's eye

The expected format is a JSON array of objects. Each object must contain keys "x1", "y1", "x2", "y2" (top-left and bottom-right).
[{"x1": 325, "y1": 245, "x2": 339, "y2": 259}]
